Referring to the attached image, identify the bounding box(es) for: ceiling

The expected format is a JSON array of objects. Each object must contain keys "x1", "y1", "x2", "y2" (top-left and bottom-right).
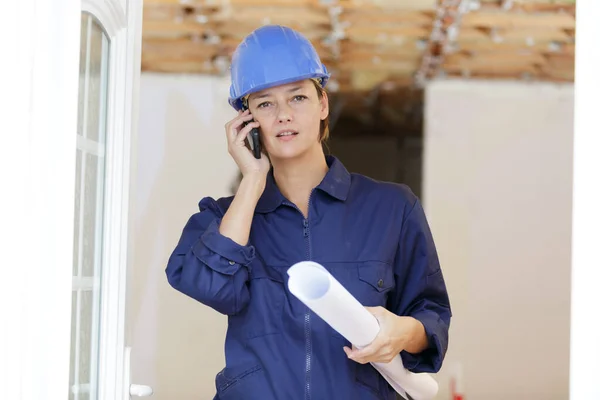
[{"x1": 141, "y1": 0, "x2": 576, "y2": 93}]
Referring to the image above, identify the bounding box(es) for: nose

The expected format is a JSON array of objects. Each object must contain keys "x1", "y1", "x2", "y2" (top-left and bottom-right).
[{"x1": 276, "y1": 103, "x2": 293, "y2": 124}]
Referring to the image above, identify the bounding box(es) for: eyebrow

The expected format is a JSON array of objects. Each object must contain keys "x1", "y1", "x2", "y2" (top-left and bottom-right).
[{"x1": 252, "y1": 86, "x2": 304, "y2": 100}]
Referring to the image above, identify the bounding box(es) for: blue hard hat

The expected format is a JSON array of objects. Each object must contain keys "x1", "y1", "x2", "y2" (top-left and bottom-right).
[{"x1": 228, "y1": 25, "x2": 331, "y2": 110}]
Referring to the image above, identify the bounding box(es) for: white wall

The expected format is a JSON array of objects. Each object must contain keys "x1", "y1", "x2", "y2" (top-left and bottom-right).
[
  {"x1": 423, "y1": 79, "x2": 574, "y2": 400},
  {"x1": 129, "y1": 73, "x2": 238, "y2": 399}
]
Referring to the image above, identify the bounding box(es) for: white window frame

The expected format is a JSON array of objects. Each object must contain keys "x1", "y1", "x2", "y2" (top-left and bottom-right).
[{"x1": 80, "y1": 0, "x2": 143, "y2": 399}]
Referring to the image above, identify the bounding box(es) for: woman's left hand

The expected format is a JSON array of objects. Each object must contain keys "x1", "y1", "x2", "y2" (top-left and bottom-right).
[{"x1": 343, "y1": 306, "x2": 428, "y2": 364}]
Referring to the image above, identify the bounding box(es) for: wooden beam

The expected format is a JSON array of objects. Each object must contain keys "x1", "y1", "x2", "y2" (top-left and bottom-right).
[
  {"x1": 344, "y1": 26, "x2": 431, "y2": 45},
  {"x1": 210, "y1": 7, "x2": 330, "y2": 25},
  {"x1": 338, "y1": 0, "x2": 438, "y2": 11},
  {"x1": 334, "y1": 59, "x2": 419, "y2": 73},
  {"x1": 141, "y1": 59, "x2": 218, "y2": 74},
  {"x1": 143, "y1": 0, "x2": 219, "y2": 6},
  {"x1": 444, "y1": 70, "x2": 571, "y2": 82},
  {"x1": 224, "y1": 0, "x2": 320, "y2": 6},
  {"x1": 495, "y1": 28, "x2": 572, "y2": 42},
  {"x1": 544, "y1": 53, "x2": 575, "y2": 70},
  {"x1": 341, "y1": 50, "x2": 424, "y2": 63},
  {"x1": 457, "y1": 27, "x2": 496, "y2": 41},
  {"x1": 340, "y1": 10, "x2": 433, "y2": 25},
  {"x1": 461, "y1": 11, "x2": 576, "y2": 29},
  {"x1": 142, "y1": 38, "x2": 219, "y2": 58},
  {"x1": 340, "y1": 40, "x2": 425, "y2": 53},
  {"x1": 455, "y1": 39, "x2": 572, "y2": 54},
  {"x1": 443, "y1": 62, "x2": 539, "y2": 74},
  {"x1": 479, "y1": 2, "x2": 576, "y2": 14},
  {"x1": 445, "y1": 51, "x2": 547, "y2": 68},
  {"x1": 142, "y1": 19, "x2": 213, "y2": 38},
  {"x1": 214, "y1": 21, "x2": 329, "y2": 40}
]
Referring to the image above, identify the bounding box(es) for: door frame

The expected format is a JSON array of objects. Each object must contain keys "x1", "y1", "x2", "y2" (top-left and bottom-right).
[{"x1": 79, "y1": 0, "x2": 143, "y2": 399}]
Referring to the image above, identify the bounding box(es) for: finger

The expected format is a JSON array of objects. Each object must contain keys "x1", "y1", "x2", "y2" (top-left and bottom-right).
[
  {"x1": 226, "y1": 110, "x2": 252, "y2": 132},
  {"x1": 227, "y1": 114, "x2": 255, "y2": 143},
  {"x1": 228, "y1": 111, "x2": 253, "y2": 132},
  {"x1": 349, "y1": 334, "x2": 390, "y2": 362},
  {"x1": 346, "y1": 343, "x2": 377, "y2": 362},
  {"x1": 232, "y1": 121, "x2": 260, "y2": 146},
  {"x1": 353, "y1": 347, "x2": 392, "y2": 365}
]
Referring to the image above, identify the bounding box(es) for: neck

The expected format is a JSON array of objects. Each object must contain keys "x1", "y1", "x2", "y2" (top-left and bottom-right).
[{"x1": 271, "y1": 146, "x2": 329, "y2": 213}]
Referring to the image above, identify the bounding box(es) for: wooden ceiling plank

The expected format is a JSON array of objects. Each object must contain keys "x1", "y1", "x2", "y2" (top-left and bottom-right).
[
  {"x1": 455, "y1": 39, "x2": 569, "y2": 54},
  {"x1": 443, "y1": 62, "x2": 539, "y2": 74},
  {"x1": 445, "y1": 51, "x2": 547, "y2": 67},
  {"x1": 338, "y1": 0, "x2": 437, "y2": 11},
  {"x1": 457, "y1": 27, "x2": 495, "y2": 41},
  {"x1": 461, "y1": 12, "x2": 575, "y2": 29},
  {"x1": 142, "y1": 19, "x2": 214, "y2": 37},
  {"x1": 225, "y1": 0, "x2": 318, "y2": 6},
  {"x1": 497, "y1": 28, "x2": 572, "y2": 42},
  {"x1": 210, "y1": 7, "x2": 330, "y2": 25},
  {"x1": 340, "y1": 40, "x2": 425, "y2": 52},
  {"x1": 344, "y1": 26, "x2": 431, "y2": 43},
  {"x1": 340, "y1": 10, "x2": 433, "y2": 25},
  {"x1": 342, "y1": 49, "x2": 424, "y2": 60},
  {"x1": 141, "y1": 60, "x2": 218, "y2": 74},
  {"x1": 335, "y1": 60, "x2": 419, "y2": 73}
]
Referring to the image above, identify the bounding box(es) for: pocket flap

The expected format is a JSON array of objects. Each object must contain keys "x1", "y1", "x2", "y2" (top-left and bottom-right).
[{"x1": 357, "y1": 262, "x2": 394, "y2": 292}]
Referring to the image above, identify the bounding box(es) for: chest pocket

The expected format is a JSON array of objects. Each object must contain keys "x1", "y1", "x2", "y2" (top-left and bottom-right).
[
  {"x1": 319, "y1": 261, "x2": 395, "y2": 340},
  {"x1": 236, "y1": 260, "x2": 285, "y2": 339},
  {"x1": 355, "y1": 261, "x2": 395, "y2": 306}
]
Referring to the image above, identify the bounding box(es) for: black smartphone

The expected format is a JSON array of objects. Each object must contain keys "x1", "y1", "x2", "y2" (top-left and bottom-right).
[
  {"x1": 248, "y1": 124, "x2": 261, "y2": 159},
  {"x1": 242, "y1": 115, "x2": 261, "y2": 159}
]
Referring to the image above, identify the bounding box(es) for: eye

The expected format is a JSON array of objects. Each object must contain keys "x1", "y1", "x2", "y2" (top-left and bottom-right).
[
  {"x1": 292, "y1": 95, "x2": 307, "y2": 102},
  {"x1": 257, "y1": 101, "x2": 272, "y2": 108}
]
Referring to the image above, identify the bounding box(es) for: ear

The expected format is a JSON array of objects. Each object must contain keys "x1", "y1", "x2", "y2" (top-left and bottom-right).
[{"x1": 319, "y1": 90, "x2": 329, "y2": 120}]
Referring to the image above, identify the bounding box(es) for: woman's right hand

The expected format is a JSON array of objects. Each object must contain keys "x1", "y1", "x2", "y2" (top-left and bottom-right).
[{"x1": 225, "y1": 109, "x2": 271, "y2": 180}]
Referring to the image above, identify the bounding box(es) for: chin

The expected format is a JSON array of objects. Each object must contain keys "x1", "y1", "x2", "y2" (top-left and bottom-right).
[{"x1": 268, "y1": 143, "x2": 314, "y2": 161}]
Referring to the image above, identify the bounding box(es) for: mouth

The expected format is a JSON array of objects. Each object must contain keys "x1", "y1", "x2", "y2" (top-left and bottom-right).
[{"x1": 276, "y1": 130, "x2": 298, "y2": 138}]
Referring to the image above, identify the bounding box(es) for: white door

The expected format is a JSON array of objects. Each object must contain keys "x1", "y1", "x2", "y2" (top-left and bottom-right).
[
  {"x1": 70, "y1": 0, "x2": 149, "y2": 399},
  {"x1": 0, "y1": 0, "x2": 145, "y2": 399}
]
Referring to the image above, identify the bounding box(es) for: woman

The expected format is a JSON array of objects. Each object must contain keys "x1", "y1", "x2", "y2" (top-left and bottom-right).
[{"x1": 166, "y1": 25, "x2": 451, "y2": 400}]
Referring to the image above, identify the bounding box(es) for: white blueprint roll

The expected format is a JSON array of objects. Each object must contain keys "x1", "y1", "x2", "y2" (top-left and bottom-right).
[{"x1": 287, "y1": 261, "x2": 439, "y2": 400}]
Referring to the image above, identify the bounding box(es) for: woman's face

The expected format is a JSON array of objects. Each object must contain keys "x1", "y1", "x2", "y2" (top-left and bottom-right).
[{"x1": 247, "y1": 79, "x2": 329, "y2": 161}]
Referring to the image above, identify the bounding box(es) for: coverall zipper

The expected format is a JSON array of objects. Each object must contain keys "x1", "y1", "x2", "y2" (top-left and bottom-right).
[{"x1": 284, "y1": 190, "x2": 314, "y2": 400}]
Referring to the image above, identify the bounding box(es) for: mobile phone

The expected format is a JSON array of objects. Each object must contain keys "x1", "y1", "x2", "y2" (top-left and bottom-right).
[
  {"x1": 248, "y1": 124, "x2": 261, "y2": 159},
  {"x1": 242, "y1": 113, "x2": 261, "y2": 159}
]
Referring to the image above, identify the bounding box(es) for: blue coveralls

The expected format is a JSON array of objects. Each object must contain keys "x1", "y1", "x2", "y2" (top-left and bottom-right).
[{"x1": 166, "y1": 155, "x2": 451, "y2": 400}]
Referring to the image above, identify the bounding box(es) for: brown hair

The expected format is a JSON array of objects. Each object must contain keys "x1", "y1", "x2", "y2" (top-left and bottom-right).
[{"x1": 311, "y1": 79, "x2": 330, "y2": 143}]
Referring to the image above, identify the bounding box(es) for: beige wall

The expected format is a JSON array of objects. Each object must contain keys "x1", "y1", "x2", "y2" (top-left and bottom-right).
[
  {"x1": 128, "y1": 73, "x2": 238, "y2": 399},
  {"x1": 423, "y1": 79, "x2": 574, "y2": 400}
]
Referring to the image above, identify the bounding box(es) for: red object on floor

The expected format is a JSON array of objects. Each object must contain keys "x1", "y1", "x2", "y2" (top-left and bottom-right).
[{"x1": 450, "y1": 377, "x2": 464, "y2": 400}]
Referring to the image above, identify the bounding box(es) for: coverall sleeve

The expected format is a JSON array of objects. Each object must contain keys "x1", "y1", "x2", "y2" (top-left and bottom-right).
[
  {"x1": 387, "y1": 198, "x2": 452, "y2": 373},
  {"x1": 165, "y1": 197, "x2": 255, "y2": 315}
]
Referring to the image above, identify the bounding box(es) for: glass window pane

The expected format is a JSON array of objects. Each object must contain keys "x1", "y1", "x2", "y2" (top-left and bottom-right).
[
  {"x1": 69, "y1": 292, "x2": 77, "y2": 397},
  {"x1": 77, "y1": 15, "x2": 89, "y2": 137},
  {"x1": 79, "y1": 290, "x2": 93, "y2": 385},
  {"x1": 70, "y1": 11, "x2": 110, "y2": 400},
  {"x1": 73, "y1": 149, "x2": 82, "y2": 276},
  {"x1": 87, "y1": 21, "x2": 108, "y2": 142},
  {"x1": 82, "y1": 152, "x2": 99, "y2": 277}
]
